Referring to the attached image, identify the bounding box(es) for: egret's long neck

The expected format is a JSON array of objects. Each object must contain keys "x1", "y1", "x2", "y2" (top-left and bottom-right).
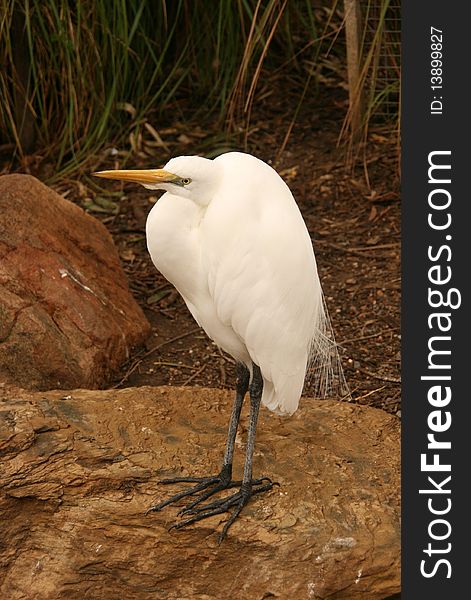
[{"x1": 146, "y1": 193, "x2": 205, "y2": 305}]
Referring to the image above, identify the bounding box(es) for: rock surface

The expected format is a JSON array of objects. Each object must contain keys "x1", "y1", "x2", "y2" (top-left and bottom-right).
[
  {"x1": 0, "y1": 174, "x2": 150, "y2": 390},
  {"x1": 0, "y1": 385, "x2": 400, "y2": 599}
]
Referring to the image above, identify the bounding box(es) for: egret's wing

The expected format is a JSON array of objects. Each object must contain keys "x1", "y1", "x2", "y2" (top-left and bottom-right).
[{"x1": 201, "y1": 172, "x2": 348, "y2": 412}]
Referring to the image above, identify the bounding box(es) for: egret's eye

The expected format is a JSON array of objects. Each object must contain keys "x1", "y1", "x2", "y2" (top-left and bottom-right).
[{"x1": 181, "y1": 178, "x2": 191, "y2": 186}]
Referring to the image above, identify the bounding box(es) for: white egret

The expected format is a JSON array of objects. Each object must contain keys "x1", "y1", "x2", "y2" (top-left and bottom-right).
[{"x1": 94, "y1": 152, "x2": 346, "y2": 541}]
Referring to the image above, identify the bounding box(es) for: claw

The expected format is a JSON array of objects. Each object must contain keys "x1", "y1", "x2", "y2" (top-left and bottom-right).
[
  {"x1": 146, "y1": 478, "x2": 213, "y2": 514},
  {"x1": 172, "y1": 505, "x2": 228, "y2": 531},
  {"x1": 177, "y1": 485, "x2": 225, "y2": 516},
  {"x1": 177, "y1": 480, "x2": 245, "y2": 516},
  {"x1": 168, "y1": 484, "x2": 255, "y2": 541},
  {"x1": 184, "y1": 481, "x2": 274, "y2": 515},
  {"x1": 218, "y1": 504, "x2": 245, "y2": 544},
  {"x1": 148, "y1": 471, "x2": 278, "y2": 541},
  {"x1": 157, "y1": 476, "x2": 215, "y2": 485}
]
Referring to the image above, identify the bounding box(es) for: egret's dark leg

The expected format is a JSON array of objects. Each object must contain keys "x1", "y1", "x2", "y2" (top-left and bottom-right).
[
  {"x1": 171, "y1": 364, "x2": 277, "y2": 543},
  {"x1": 221, "y1": 362, "x2": 250, "y2": 475},
  {"x1": 147, "y1": 363, "x2": 270, "y2": 515}
]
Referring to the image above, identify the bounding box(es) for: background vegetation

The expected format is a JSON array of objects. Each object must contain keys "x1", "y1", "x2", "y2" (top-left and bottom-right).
[{"x1": 0, "y1": 0, "x2": 400, "y2": 178}]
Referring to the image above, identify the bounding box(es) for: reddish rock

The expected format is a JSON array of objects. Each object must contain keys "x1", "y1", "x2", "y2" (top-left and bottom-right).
[
  {"x1": 0, "y1": 174, "x2": 150, "y2": 390},
  {"x1": 0, "y1": 386, "x2": 400, "y2": 599}
]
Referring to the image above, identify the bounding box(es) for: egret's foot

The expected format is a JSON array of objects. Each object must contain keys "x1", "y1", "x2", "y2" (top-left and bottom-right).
[
  {"x1": 146, "y1": 464, "x2": 273, "y2": 516},
  {"x1": 171, "y1": 480, "x2": 276, "y2": 543}
]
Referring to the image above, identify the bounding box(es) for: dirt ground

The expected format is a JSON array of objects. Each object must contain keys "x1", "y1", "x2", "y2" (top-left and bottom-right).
[{"x1": 60, "y1": 88, "x2": 401, "y2": 415}]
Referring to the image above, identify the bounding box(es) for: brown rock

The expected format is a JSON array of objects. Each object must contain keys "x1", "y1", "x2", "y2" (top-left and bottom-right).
[
  {"x1": 0, "y1": 174, "x2": 150, "y2": 390},
  {"x1": 0, "y1": 386, "x2": 400, "y2": 599}
]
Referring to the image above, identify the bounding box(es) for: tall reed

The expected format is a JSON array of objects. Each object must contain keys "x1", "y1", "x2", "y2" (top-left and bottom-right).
[{"x1": 0, "y1": 0, "x2": 399, "y2": 176}]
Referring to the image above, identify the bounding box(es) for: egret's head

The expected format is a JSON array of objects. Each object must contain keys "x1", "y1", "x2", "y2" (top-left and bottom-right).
[{"x1": 93, "y1": 155, "x2": 221, "y2": 207}]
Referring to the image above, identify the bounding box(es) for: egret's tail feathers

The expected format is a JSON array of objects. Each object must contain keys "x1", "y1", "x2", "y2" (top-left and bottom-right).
[
  {"x1": 305, "y1": 292, "x2": 350, "y2": 400},
  {"x1": 260, "y1": 381, "x2": 280, "y2": 414},
  {"x1": 261, "y1": 376, "x2": 303, "y2": 416}
]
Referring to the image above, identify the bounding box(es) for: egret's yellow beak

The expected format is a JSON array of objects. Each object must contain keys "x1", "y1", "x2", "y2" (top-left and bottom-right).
[{"x1": 92, "y1": 168, "x2": 180, "y2": 185}]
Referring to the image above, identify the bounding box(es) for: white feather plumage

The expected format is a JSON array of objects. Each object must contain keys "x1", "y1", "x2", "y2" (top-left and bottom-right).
[{"x1": 145, "y1": 152, "x2": 345, "y2": 415}]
